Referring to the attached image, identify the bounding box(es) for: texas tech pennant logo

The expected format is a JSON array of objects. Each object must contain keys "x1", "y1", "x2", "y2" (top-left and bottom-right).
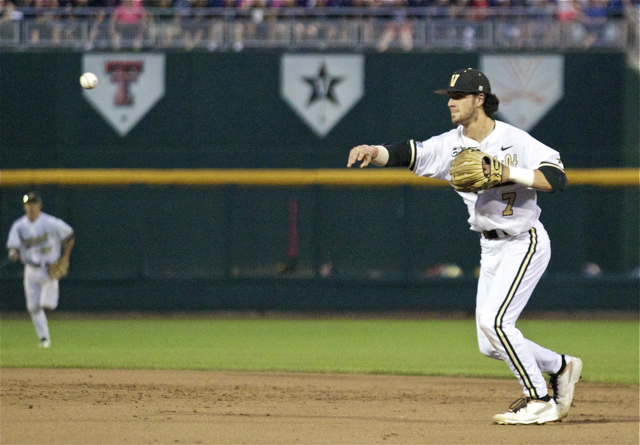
[
  {"x1": 281, "y1": 54, "x2": 364, "y2": 138},
  {"x1": 82, "y1": 53, "x2": 165, "y2": 137}
]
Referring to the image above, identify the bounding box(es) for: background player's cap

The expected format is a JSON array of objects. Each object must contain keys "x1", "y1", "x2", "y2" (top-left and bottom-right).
[
  {"x1": 435, "y1": 68, "x2": 491, "y2": 95},
  {"x1": 23, "y1": 191, "x2": 42, "y2": 204}
]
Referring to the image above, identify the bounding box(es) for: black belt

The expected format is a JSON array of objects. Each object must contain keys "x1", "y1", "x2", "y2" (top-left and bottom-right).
[
  {"x1": 25, "y1": 260, "x2": 51, "y2": 268},
  {"x1": 481, "y1": 229, "x2": 510, "y2": 240}
]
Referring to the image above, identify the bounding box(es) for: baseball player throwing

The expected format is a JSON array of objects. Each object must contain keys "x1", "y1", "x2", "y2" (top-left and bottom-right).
[
  {"x1": 347, "y1": 68, "x2": 582, "y2": 425},
  {"x1": 6, "y1": 191, "x2": 75, "y2": 348}
]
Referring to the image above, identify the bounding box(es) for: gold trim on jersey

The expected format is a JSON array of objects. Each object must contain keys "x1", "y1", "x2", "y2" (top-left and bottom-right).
[
  {"x1": 409, "y1": 140, "x2": 417, "y2": 171},
  {"x1": 494, "y1": 227, "x2": 539, "y2": 399},
  {"x1": 20, "y1": 233, "x2": 49, "y2": 248},
  {"x1": 538, "y1": 162, "x2": 565, "y2": 172}
]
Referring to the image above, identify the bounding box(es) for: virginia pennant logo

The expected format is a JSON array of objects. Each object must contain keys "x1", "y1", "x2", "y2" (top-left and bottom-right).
[
  {"x1": 281, "y1": 54, "x2": 364, "y2": 138},
  {"x1": 82, "y1": 53, "x2": 165, "y2": 137},
  {"x1": 480, "y1": 55, "x2": 564, "y2": 132}
]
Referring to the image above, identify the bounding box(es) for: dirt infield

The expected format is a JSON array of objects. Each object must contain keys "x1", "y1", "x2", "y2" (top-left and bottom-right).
[{"x1": 1, "y1": 369, "x2": 638, "y2": 444}]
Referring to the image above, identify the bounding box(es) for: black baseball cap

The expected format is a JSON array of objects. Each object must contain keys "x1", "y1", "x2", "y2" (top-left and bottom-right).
[
  {"x1": 435, "y1": 68, "x2": 491, "y2": 95},
  {"x1": 23, "y1": 191, "x2": 42, "y2": 204}
]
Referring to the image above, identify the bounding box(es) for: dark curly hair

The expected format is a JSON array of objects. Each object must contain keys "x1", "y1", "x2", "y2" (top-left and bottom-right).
[{"x1": 481, "y1": 93, "x2": 500, "y2": 118}]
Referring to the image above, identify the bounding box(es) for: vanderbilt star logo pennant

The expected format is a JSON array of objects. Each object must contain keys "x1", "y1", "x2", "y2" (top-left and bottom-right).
[
  {"x1": 281, "y1": 54, "x2": 364, "y2": 138},
  {"x1": 304, "y1": 64, "x2": 343, "y2": 106}
]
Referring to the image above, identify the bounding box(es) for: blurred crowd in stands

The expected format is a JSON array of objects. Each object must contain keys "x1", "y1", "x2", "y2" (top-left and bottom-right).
[
  {"x1": 0, "y1": 0, "x2": 637, "y2": 12},
  {"x1": 0, "y1": 0, "x2": 637, "y2": 50}
]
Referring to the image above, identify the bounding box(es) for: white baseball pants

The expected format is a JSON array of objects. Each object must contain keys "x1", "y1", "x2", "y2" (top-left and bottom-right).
[
  {"x1": 475, "y1": 221, "x2": 562, "y2": 399},
  {"x1": 24, "y1": 264, "x2": 59, "y2": 341}
]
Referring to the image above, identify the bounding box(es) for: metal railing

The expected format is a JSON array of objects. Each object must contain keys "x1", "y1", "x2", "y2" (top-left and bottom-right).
[{"x1": 0, "y1": 6, "x2": 633, "y2": 51}]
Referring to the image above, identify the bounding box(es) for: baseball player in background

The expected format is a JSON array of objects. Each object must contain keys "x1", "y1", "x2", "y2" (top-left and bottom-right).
[
  {"x1": 6, "y1": 191, "x2": 75, "y2": 348},
  {"x1": 347, "y1": 68, "x2": 582, "y2": 425}
]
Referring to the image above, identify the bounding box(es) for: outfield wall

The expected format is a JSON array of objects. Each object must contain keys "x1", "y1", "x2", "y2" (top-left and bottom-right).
[
  {"x1": 0, "y1": 52, "x2": 636, "y2": 169},
  {"x1": 0, "y1": 181, "x2": 637, "y2": 312},
  {"x1": 0, "y1": 51, "x2": 638, "y2": 312}
]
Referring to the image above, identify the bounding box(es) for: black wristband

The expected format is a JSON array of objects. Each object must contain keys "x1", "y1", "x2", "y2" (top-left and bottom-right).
[{"x1": 381, "y1": 140, "x2": 417, "y2": 169}]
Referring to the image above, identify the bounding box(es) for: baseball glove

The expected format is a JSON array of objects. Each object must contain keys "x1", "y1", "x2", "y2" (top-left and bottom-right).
[
  {"x1": 47, "y1": 257, "x2": 69, "y2": 280},
  {"x1": 450, "y1": 148, "x2": 503, "y2": 192}
]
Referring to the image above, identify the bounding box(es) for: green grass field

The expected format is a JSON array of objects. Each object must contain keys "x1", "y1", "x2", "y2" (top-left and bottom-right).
[{"x1": 1, "y1": 315, "x2": 638, "y2": 385}]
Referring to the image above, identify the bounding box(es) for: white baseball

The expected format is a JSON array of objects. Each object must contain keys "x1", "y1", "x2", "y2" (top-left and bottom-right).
[{"x1": 80, "y1": 72, "x2": 98, "y2": 90}]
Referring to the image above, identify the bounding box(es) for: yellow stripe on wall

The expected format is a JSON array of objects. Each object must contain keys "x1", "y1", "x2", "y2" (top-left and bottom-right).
[
  {"x1": 0, "y1": 169, "x2": 638, "y2": 187},
  {"x1": 0, "y1": 169, "x2": 445, "y2": 186},
  {"x1": 564, "y1": 169, "x2": 639, "y2": 186}
]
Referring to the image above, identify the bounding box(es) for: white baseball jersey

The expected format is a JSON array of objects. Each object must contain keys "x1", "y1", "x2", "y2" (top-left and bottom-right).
[
  {"x1": 6, "y1": 212, "x2": 74, "y2": 267},
  {"x1": 406, "y1": 119, "x2": 566, "y2": 399},
  {"x1": 411, "y1": 120, "x2": 564, "y2": 236}
]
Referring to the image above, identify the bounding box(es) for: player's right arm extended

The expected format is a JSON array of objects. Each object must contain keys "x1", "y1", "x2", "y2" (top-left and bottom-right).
[{"x1": 347, "y1": 141, "x2": 416, "y2": 169}]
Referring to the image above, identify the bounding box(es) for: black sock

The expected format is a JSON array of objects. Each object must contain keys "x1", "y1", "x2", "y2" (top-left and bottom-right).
[
  {"x1": 555, "y1": 355, "x2": 567, "y2": 376},
  {"x1": 538, "y1": 395, "x2": 552, "y2": 402}
]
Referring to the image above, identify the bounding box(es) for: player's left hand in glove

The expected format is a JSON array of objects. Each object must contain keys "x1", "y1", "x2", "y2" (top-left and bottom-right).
[
  {"x1": 47, "y1": 257, "x2": 69, "y2": 280},
  {"x1": 450, "y1": 148, "x2": 503, "y2": 192}
]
